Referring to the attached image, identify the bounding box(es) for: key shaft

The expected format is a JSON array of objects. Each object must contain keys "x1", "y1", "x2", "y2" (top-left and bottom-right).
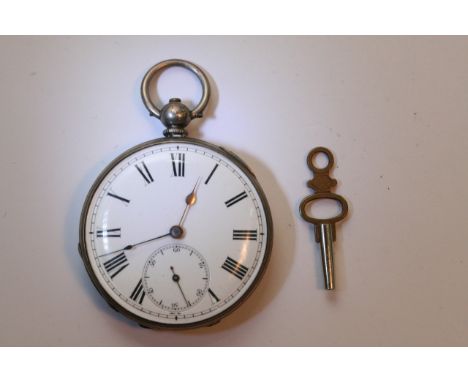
[{"x1": 319, "y1": 223, "x2": 335, "y2": 290}]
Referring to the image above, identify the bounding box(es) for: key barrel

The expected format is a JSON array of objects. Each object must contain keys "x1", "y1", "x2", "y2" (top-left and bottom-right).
[
  {"x1": 299, "y1": 147, "x2": 348, "y2": 290},
  {"x1": 319, "y1": 223, "x2": 335, "y2": 290}
]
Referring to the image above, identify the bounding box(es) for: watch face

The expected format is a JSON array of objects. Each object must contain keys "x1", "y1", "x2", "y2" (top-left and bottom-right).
[{"x1": 79, "y1": 138, "x2": 272, "y2": 328}]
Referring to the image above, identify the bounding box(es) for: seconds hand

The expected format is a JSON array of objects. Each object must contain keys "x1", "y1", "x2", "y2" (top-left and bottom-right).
[
  {"x1": 170, "y1": 266, "x2": 191, "y2": 307},
  {"x1": 98, "y1": 232, "x2": 171, "y2": 258}
]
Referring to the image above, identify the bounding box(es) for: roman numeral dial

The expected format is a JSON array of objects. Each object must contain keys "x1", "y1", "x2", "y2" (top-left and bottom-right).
[{"x1": 84, "y1": 142, "x2": 271, "y2": 328}]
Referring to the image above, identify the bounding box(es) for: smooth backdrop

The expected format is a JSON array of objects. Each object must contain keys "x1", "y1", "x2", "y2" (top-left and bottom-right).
[{"x1": 1, "y1": 36, "x2": 468, "y2": 346}]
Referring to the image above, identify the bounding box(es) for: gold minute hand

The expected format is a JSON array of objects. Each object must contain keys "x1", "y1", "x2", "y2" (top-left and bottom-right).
[{"x1": 98, "y1": 232, "x2": 171, "y2": 258}]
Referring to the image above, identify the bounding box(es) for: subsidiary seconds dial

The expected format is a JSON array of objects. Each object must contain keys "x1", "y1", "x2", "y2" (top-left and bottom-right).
[
  {"x1": 143, "y1": 243, "x2": 209, "y2": 313},
  {"x1": 79, "y1": 139, "x2": 273, "y2": 328}
]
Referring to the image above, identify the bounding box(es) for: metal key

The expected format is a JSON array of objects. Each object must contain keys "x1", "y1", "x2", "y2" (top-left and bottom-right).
[{"x1": 299, "y1": 147, "x2": 348, "y2": 290}]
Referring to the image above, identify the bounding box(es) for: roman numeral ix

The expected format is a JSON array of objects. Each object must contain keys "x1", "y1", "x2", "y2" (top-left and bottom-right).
[
  {"x1": 171, "y1": 153, "x2": 185, "y2": 177},
  {"x1": 233, "y1": 229, "x2": 258, "y2": 241},
  {"x1": 225, "y1": 191, "x2": 248, "y2": 208},
  {"x1": 130, "y1": 279, "x2": 146, "y2": 304},
  {"x1": 135, "y1": 161, "x2": 154, "y2": 184},
  {"x1": 96, "y1": 228, "x2": 121, "y2": 238},
  {"x1": 103, "y1": 252, "x2": 129, "y2": 279},
  {"x1": 221, "y1": 257, "x2": 249, "y2": 280}
]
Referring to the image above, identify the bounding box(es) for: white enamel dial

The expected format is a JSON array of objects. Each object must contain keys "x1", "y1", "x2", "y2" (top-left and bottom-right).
[{"x1": 81, "y1": 139, "x2": 271, "y2": 327}]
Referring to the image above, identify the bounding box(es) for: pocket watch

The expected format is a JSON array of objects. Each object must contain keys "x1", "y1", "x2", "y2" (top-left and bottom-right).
[{"x1": 78, "y1": 59, "x2": 273, "y2": 329}]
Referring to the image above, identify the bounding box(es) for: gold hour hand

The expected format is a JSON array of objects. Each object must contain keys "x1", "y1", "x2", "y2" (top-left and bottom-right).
[
  {"x1": 178, "y1": 177, "x2": 202, "y2": 227},
  {"x1": 187, "y1": 177, "x2": 202, "y2": 205}
]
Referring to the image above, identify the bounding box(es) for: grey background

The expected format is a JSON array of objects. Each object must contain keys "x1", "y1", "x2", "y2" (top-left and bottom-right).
[{"x1": 1, "y1": 36, "x2": 468, "y2": 346}]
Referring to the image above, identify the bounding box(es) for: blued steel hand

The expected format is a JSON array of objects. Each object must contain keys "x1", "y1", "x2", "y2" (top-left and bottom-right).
[
  {"x1": 98, "y1": 232, "x2": 171, "y2": 257},
  {"x1": 170, "y1": 266, "x2": 190, "y2": 307},
  {"x1": 178, "y1": 177, "x2": 202, "y2": 227}
]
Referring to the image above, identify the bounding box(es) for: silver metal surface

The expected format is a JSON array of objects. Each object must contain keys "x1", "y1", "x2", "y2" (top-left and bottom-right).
[
  {"x1": 319, "y1": 223, "x2": 335, "y2": 290},
  {"x1": 140, "y1": 59, "x2": 211, "y2": 137}
]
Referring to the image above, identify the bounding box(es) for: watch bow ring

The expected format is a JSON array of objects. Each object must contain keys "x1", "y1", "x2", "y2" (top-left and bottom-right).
[{"x1": 140, "y1": 59, "x2": 211, "y2": 137}]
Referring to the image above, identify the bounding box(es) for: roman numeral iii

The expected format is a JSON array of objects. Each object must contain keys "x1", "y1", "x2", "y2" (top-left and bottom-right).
[
  {"x1": 233, "y1": 230, "x2": 258, "y2": 241},
  {"x1": 225, "y1": 191, "x2": 248, "y2": 208},
  {"x1": 103, "y1": 252, "x2": 129, "y2": 279},
  {"x1": 221, "y1": 257, "x2": 249, "y2": 280},
  {"x1": 135, "y1": 161, "x2": 154, "y2": 184},
  {"x1": 96, "y1": 228, "x2": 121, "y2": 238},
  {"x1": 171, "y1": 153, "x2": 185, "y2": 177},
  {"x1": 130, "y1": 279, "x2": 146, "y2": 304}
]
